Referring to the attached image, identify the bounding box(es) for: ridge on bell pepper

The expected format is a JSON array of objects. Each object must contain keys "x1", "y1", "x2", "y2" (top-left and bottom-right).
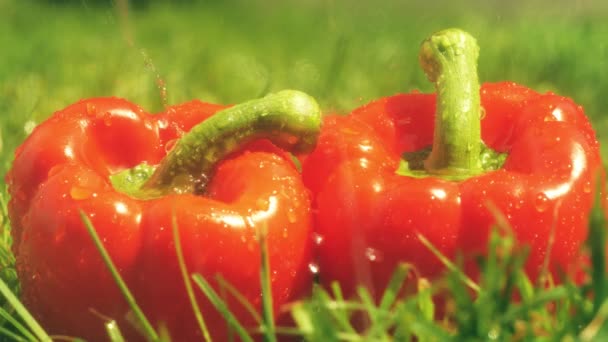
[
  {"x1": 301, "y1": 28, "x2": 603, "y2": 301},
  {"x1": 6, "y1": 90, "x2": 322, "y2": 341}
]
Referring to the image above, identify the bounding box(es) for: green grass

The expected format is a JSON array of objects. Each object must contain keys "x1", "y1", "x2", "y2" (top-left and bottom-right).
[
  {"x1": 2, "y1": 0, "x2": 608, "y2": 340},
  {"x1": 2, "y1": 0, "x2": 608, "y2": 176}
]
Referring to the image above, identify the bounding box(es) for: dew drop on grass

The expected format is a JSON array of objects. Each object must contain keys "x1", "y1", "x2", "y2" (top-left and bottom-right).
[
  {"x1": 23, "y1": 120, "x2": 36, "y2": 135},
  {"x1": 534, "y1": 193, "x2": 549, "y2": 212}
]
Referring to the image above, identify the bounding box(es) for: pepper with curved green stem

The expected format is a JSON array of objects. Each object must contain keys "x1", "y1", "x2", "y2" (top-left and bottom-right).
[
  {"x1": 143, "y1": 90, "x2": 321, "y2": 195},
  {"x1": 302, "y1": 28, "x2": 602, "y2": 301},
  {"x1": 6, "y1": 90, "x2": 320, "y2": 341}
]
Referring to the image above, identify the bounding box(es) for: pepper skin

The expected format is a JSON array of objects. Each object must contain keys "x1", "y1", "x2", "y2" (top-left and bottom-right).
[
  {"x1": 6, "y1": 91, "x2": 321, "y2": 341},
  {"x1": 302, "y1": 29, "x2": 603, "y2": 300}
]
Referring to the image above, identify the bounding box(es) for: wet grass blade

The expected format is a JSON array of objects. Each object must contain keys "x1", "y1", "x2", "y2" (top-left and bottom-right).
[
  {"x1": 105, "y1": 320, "x2": 125, "y2": 342},
  {"x1": 80, "y1": 211, "x2": 158, "y2": 342},
  {"x1": 191, "y1": 274, "x2": 254, "y2": 342},
  {"x1": 172, "y1": 215, "x2": 212, "y2": 342}
]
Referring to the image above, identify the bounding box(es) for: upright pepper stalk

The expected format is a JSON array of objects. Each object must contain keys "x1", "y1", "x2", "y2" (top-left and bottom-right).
[
  {"x1": 301, "y1": 27, "x2": 602, "y2": 302},
  {"x1": 420, "y1": 29, "x2": 482, "y2": 178}
]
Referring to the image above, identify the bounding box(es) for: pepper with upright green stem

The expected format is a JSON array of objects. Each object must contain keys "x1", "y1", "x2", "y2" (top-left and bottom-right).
[
  {"x1": 302, "y1": 28, "x2": 602, "y2": 301},
  {"x1": 7, "y1": 90, "x2": 321, "y2": 341}
]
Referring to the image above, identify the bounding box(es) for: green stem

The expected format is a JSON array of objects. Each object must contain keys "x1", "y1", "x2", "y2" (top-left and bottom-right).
[
  {"x1": 142, "y1": 90, "x2": 321, "y2": 195},
  {"x1": 420, "y1": 28, "x2": 482, "y2": 178}
]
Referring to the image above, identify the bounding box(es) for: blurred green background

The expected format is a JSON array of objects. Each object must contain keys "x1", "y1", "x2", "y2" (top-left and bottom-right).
[{"x1": 1, "y1": 0, "x2": 607, "y2": 176}]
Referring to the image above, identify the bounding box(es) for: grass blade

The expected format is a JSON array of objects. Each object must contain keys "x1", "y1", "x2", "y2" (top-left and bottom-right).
[
  {"x1": 378, "y1": 263, "x2": 411, "y2": 311},
  {"x1": 215, "y1": 275, "x2": 262, "y2": 324},
  {"x1": 416, "y1": 279, "x2": 435, "y2": 322},
  {"x1": 588, "y1": 180, "x2": 607, "y2": 314},
  {"x1": 418, "y1": 233, "x2": 480, "y2": 293},
  {"x1": 105, "y1": 320, "x2": 125, "y2": 342},
  {"x1": 0, "y1": 325, "x2": 28, "y2": 342},
  {"x1": 191, "y1": 274, "x2": 254, "y2": 342},
  {"x1": 314, "y1": 284, "x2": 356, "y2": 333},
  {"x1": 0, "y1": 306, "x2": 36, "y2": 341},
  {"x1": 172, "y1": 215, "x2": 212, "y2": 342},
  {"x1": 256, "y1": 222, "x2": 276, "y2": 342},
  {"x1": 0, "y1": 277, "x2": 49, "y2": 341},
  {"x1": 79, "y1": 211, "x2": 158, "y2": 342}
]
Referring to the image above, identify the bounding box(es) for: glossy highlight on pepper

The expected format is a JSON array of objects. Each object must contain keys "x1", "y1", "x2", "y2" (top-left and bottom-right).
[{"x1": 6, "y1": 91, "x2": 321, "y2": 341}]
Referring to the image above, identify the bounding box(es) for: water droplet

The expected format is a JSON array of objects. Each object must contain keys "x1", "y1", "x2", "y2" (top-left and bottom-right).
[
  {"x1": 583, "y1": 181, "x2": 592, "y2": 193},
  {"x1": 47, "y1": 165, "x2": 63, "y2": 178},
  {"x1": 54, "y1": 226, "x2": 66, "y2": 243},
  {"x1": 534, "y1": 193, "x2": 549, "y2": 212},
  {"x1": 157, "y1": 119, "x2": 169, "y2": 129},
  {"x1": 86, "y1": 103, "x2": 96, "y2": 116},
  {"x1": 23, "y1": 120, "x2": 36, "y2": 135},
  {"x1": 70, "y1": 186, "x2": 93, "y2": 200},
  {"x1": 256, "y1": 198, "x2": 269, "y2": 211},
  {"x1": 308, "y1": 262, "x2": 319, "y2": 275},
  {"x1": 287, "y1": 209, "x2": 297, "y2": 223},
  {"x1": 313, "y1": 233, "x2": 324, "y2": 245},
  {"x1": 488, "y1": 326, "x2": 500, "y2": 340},
  {"x1": 103, "y1": 112, "x2": 113, "y2": 126},
  {"x1": 480, "y1": 106, "x2": 486, "y2": 120},
  {"x1": 365, "y1": 247, "x2": 382, "y2": 262}
]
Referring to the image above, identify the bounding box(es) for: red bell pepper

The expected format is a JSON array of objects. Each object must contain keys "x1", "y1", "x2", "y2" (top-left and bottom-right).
[
  {"x1": 6, "y1": 91, "x2": 321, "y2": 340},
  {"x1": 302, "y1": 29, "x2": 602, "y2": 299}
]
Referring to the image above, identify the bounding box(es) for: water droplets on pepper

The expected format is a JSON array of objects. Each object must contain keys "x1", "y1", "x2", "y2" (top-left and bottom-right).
[
  {"x1": 534, "y1": 193, "x2": 549, "y2": 212},
  {"x1": 583, "y1": 180, "x2": 592, "y2": 193},
  {"x1": 287, "y1": 208, "x2": 297, "y2": 223},
  {"x1": 102, "y1": 112, "x2": 113, "y2": 126},
  {"x1": 365, "y1": 247, "x2": 383, "y2": 262},
  {"x1": 308, "y1": 262, "x2": 320, "y2": 275},
  {"x1": 313, "y1": 232, "x2": 324, "y2": 245}
]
